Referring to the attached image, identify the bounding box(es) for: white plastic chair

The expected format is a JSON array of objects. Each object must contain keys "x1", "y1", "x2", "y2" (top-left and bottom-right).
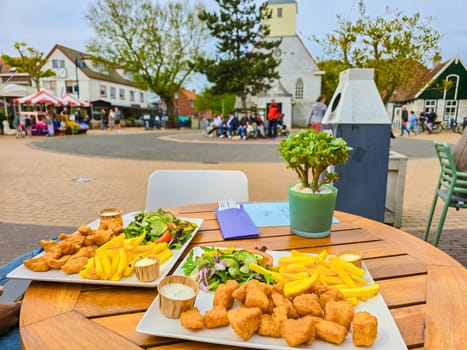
[{"x1": 145, "y1": 170, "x2": 249, "y2": 211}]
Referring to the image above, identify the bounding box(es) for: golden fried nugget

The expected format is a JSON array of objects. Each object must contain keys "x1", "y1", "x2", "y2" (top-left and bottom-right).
[
  {"x1": 23, "y1": 256, "x2": 51, "y2": 272},
  {"x1": 244, "y1": 284, "x2": 269, "y2": 312},
  {"x1": 272, "y1": 305, "x2": 289, "y2": 326},
  {"x1": 311, "y1": 316, "x2": 347, "y2": 345},
  {"x1": 213, "y1": 280, "x2": 239, "y2": 309},
  {"x1": 271, "y1": 292, "x2": 298, "y2": 318},
  {"x1": 77, "y1": 225, "x2": 93, "y2": 235},
  {"x1": 280, "y1": 316, "x2": 315, "y2": 347},
  {"x1": 46, "y1": 255, "x2": 71, "y2": 269},
  {"x1": 258, "y1": 314, "x2": 281, "y2": 338},
  {"x1": 227, "y1": 307, "x2": 262, "y2": 340},
  {"x1": 180, "y1": 307, "x2": 205, "y2": 330},
  {"x1": 319, "y1": 287, "x2": 345, "y2": 308},
  {"x1": 293, "y1": 293, "x2": 323, "y2": 317},
  {"x1": 91, "y1": 229, "x2": 115, "y2": 246},
  {"x1": 40, "y1": 240, "x2": 62, "y2": 259},
  {"x1": 352, "y1": 311, "x2": 378, "y2": 346},
  {"x1": 272, "y1": 282, "x2": 285, "y2": 295},
  {"x1": 324, "y1": 300, "x2": 355, "y2": 331},
  {"x1": 308, "y1": 281, "x2": 328, "y2": 296},
  {"x1": 61, "y1": 256, "x2": 88, "y2": 274},
  {"x1": 204, "y1": 306, "x2": 229, "y2": 328}
]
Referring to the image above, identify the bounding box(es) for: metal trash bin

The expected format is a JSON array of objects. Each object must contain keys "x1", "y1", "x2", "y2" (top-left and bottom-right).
[{"x1": 322, "y1": 69, "x2": 391, "y2": 222}]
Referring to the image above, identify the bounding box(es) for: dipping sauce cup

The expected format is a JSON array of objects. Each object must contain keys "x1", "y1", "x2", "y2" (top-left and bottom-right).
[
  {"x1": 338, "y1": 249, "x2": 363, "y2": 268},
  {"x1": 157, "y1": 275, "x2": 199, "y2": 318},
  {"x1": 134, "y1": 256, "x2": 160, "y2": 282},
  {"x1": 98, "y1": 208, "x2": 123, "y2": 226}
]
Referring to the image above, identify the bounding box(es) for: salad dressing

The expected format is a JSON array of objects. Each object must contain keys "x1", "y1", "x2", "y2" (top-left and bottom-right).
[{"x1": 160, "y1": 283, "x2": 195, "y2": 300}]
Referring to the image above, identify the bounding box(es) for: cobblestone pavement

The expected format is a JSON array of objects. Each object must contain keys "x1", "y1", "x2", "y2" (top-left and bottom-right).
[{"x1": 1, "y1": 127, "x2": 465, "y2": 266}]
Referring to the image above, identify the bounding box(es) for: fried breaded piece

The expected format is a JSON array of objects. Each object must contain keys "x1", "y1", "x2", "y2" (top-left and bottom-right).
[
  {"x1": 319, "y1": 287, "x2": 345, "y2": 308},
  {"x1": 61, "y1": 256, "x2": 88, "y2": 274},
  {"x1": 23, "y1": 256, "x2": 51, "y2": 272},
  {"x1": 324, "y1": 300, "x2": 355, "y2": 331},
  {"x1": 204, "y1": 306, "x2": 229, "y2": 328},
  {"x1": 272, "y1": 282, "x2": 285, "y2": 295},
  {"x1": 232, "y1": 279, "x2": 260, "y2": 303},
  {"x1": 271, "y1": 292, "x2": 298, "y2": 318},
  {"x1": 40, "y1": 240, "x2": 62, "y2": 259},
  {"x1": 308, "y1": 281, "x2": 328, "y2": 296},
  {"x1": 272, "y1": 305, "x2": 289, "y2": 326},
  {"x1": 180, "y1": 307, "x2": 204, "y2": 330},
  {"x1": 227, "y1": 307, "x2": 262, "y2": 340},
  {"x1": 280, "y1": 316, "x2": 315, "y2": 347},
  {"x1": 245, "y1": 284, "x2": 269, "y2": 312},
  {"x1": 46, "y1": 255, "x2": 71, "y2": 269},
  {"x1": 258, "y1": 314, "x2": 281, "y2": 338},
  {"x1": 213, "y1": 280, "x2": 238, "y2": 309},
  {"x1": 293, "y1": 293, "x2": 323, "y2": 317},
  {"x1": 310, "y1": 316, "x2": 347, "y2": 345},
  {"x1": 91, "y1": 229, "x2": 115, "y2": 246},
  {"x1": 77, "y1": 225, "x2": 93, "y2": 235},
  {"x1": 352, "y1": 311, "x2": 378, "y2": 346},
  {"x1": 59, "y1": 237, "x2": 84, "y2": 256}
]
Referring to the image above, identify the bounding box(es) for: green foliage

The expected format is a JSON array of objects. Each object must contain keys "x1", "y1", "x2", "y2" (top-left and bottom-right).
[
  {"x1": 314, "y1": 0, "x2": 441, "y2": 104},
  {"x1": 197, "y1": 0, "x2": 281, "y2": 108},
  {"x1": 1, "y1": 42, "x2": 56, "y2": 91},
  {"x1": 85, "y1": 0, "x2": 209, "y2": 127},
  {"x1": 316, "y1": 60, "x2": 350, "y2": 103},
  {"x1": 194, "y1": 88, "x2": 236, "y2": 116},
  {"x1": 278, "y1": 129, "x2": 352, "y2": 193}
]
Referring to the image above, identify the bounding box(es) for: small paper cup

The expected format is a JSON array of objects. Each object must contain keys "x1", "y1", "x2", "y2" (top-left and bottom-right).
[
  {"x1": 338, "y1": 249, "x2": 363, "y2": 268},
  {"x1": 134, "y1": 256, "x2": 160, "y2": 282},
  {"x1": 157, "y1": 275, "x2": 199, "y2": 319},
  {"x1": 98, "y1": 208, "x2": 123, "y2": 226}
]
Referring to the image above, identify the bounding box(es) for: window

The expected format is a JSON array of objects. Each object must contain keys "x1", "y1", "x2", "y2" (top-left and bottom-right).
[
  {"x1": 129, "y1": 90, "x2": 135, "y2": 102},
  {"x1": 51, "y1": 59, "x2": 65, "y2": 69},
  {"x1": 110, "y1": 87, "x2": 116, "y2": 99},
  {"x1": 295, "y1": 79, "x2": 304, "y2": 100},
  {"x1": 424, "y1": 100, "x2": 436, "y2": 112},
  {"x1": 65, "y1": 80, "x2": 78, "y2": 94},
  {"x1": 100, "y1": 85, "x2": 107, "y2": 97},
  {"x1": 139, "y1": 92, "x2": 144, "y2": 103},
  {"x1": 42, "y1": 80, "x2": 57, "y2": 91},
  {"x1": 119, "y1": 88, "x2": 125, "y2": 100},
  {"x1": 444, "y1": 100, "x2": 457, "y2": 119},
  {"x1": 277, "y1": 8, "x2": 283, "y2": 18}
]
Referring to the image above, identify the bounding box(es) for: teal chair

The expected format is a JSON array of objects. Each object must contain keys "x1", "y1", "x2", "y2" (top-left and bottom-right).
[{"x1": 424, "y1": 141, "x2": 467, "y2": 246}]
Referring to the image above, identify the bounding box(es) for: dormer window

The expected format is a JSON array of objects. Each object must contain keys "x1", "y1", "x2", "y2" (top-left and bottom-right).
[{"x1": 277, "y1": 8, "x2": 283, "y2": 18}]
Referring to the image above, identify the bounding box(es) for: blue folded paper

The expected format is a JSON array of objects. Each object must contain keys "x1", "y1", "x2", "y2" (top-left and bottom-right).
[{"x1": 215, "y1": 204, "x2": 260, "y2": 240}]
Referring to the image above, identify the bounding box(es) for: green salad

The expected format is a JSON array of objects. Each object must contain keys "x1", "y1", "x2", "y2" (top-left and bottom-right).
[
  {"x1": 123, "y1": 209, "x2": 198, "y2": 249},
  {"x1": 182, "y1": 246, "x2": 274, "y2": 291}
]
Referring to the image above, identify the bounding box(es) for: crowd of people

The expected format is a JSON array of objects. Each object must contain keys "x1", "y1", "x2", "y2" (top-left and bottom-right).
[{"x1": 99, "y1": 106, "x2": 121, "y2": 132}]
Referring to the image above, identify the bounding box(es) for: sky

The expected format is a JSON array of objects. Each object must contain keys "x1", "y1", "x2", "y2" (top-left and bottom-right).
[{"x1": 1, "y1": 0, "x2": 466, "y2": 89}]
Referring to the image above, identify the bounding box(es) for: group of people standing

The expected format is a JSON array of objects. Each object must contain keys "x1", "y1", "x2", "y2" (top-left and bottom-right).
[
  {"x1": 99, "y1": 107, "x2": 121, "y2": 132},
  {"x1": 400, "y1": 106, "x2": 439, "y2": 136}
]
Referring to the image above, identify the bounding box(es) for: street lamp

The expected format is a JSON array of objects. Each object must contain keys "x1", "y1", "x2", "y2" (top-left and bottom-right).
[{"x1": 74, "y1": 54, "x2": 86, "y2": 99}]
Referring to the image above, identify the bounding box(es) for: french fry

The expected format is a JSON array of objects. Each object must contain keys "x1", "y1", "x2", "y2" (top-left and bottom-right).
[{"x1": 339, "y1": 284, "x2": 380, "y2": 298}]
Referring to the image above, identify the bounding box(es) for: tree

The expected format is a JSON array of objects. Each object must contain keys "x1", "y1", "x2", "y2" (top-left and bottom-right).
[
  {"x1": 197, "y1": 0, "x2": 281, "y2": 108},
  {"x1": 315, "y1": 0, "x2": 441, "y2": 104},
  {"x1": 1, "y1": 42, "x2": 56, "y2": 92},
  {"x1": 86, "y1": 0, "x2": 209, "y2": 127},
  {"x1": 316, "y1": 60, "x2": 350, "y2": 103},
  {"x1": 194, "y1": 89, "x2": 236, "y2": 116}
]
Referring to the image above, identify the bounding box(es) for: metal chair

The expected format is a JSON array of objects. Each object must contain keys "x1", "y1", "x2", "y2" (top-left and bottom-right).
[
  {"x1": 145, "y1": 170, "x2": 249, "y2": 211},
  {"x1": 424, "y1": 141, "x2": 467, "y2": 246}
]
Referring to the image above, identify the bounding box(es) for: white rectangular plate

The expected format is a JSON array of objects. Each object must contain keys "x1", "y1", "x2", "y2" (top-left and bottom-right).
[
  {"x1": 136, "y1": 247, "x2": 407, "y2": 349},
  {"x1": 6, "y1": 215, "x2": 203, "y2": 288}
]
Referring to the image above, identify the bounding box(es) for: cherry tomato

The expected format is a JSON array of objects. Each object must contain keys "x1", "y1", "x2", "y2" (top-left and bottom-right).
[
  {"x1": 245, "y1": 248, "x2": 274, "y2": 266},
  {"x1": 156, "y1": 230, "x2": 172, "y2": 243}
]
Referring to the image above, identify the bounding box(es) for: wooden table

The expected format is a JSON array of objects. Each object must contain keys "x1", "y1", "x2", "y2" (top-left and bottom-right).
[{"x1": 19, "y1": 204, "x2": 466, "y2": 349}]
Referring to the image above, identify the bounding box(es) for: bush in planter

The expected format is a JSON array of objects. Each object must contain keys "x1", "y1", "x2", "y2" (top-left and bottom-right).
[
  {"x1": 278, "y1": 129, "x2": 352, "y2": 193},
  {"x1": 278, "y1": 129, "x2": 352, "y2": 237}
]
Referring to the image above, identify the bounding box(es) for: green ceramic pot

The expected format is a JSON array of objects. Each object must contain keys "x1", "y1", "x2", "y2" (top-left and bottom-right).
[{"x1": 288, "y1": 184, "x2": 337, "y2": 238}]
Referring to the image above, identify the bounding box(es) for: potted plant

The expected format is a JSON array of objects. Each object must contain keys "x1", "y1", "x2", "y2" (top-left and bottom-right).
[{"x1": 278, "y1": 129, "x2": 352, "y2": 237}]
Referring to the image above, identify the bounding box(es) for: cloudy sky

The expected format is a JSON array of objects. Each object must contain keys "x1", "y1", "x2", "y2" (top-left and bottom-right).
[{"x1": 2, "y1": 0, "x2": 466, "y2": 88}]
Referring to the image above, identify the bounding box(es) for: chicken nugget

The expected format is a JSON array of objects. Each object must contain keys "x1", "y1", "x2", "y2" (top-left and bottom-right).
[
  {"x1": 272, "y1": 305, "x2": 289, "y2": 326},
  {"x1": 40, "y1": 239, "x2": 62, "y2": 259},
  {"x1": 77, "y1": 225, "x2": 93, "y2": 235},
  {"x1": 46, "y1": 255, "x2": 71, "y2": 269},
  {"x1": 311, "y1": 316, "x2": 347, "y2": 345},
  {"x1": 308, "y1": 281, "x2": 328, "y2": 296},
  {"x1": 319, "y1": 287, "x2": 345, "y2": 308},
  {"x1": 61, "y1": 256, "x2": 88, "y2": 274},
  {"x1": 204, "y1": 306, "x2": 229, "y2": 328},
  {"x1": 23, "y1": 256, "x2": 51, "y2": 272},
  {"x1": 245, "y1": 284, "x2": 269, "y2": 312},
  {"x1": 272, "y1": 282, "x2": 285, "y2": 295},
  {"x1": 280, "y1": 316, "x2": 315, "y2": 347},
  {"x1": 324, "y1": 300, "x2": 355, "y2": 330},
  {"x1": 227, "y1": 307, "x2": 262, "y2": 340},
  {"x1": 213, "y1": 280, "x2": 238, "y2": 309},
  {"x1": 91, "y1": 229, "x2": 115, "y2": 246},
  {"x1": 352, "y1": 311, "x2": 378, "y2": 346},
  {"x1": 271, "y1": 292, "x2": 298, "y2": 318},
  {"x1": 180, "y1": 307, "x2": 204, "y2": 330},
  {"x1": 293, "y1": 293, "x2": 323, "y2": 317},
  {"x1": 258, "y1": 313, "x2": 281, "y2": 338}
]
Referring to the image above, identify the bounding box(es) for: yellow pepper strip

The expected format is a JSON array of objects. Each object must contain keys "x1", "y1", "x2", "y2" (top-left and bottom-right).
[
  {"x1": 283, "y1": 270, "x2": 320, "y2": 297},
  {"x1": 96, "y1": 233, "x2": 125, "y2": 252},
  {"x1": 249, "y1": 263, "x2": 287, "y2": 283},
  {"x1": 339, "y1": 284, "x2": 380, "y2": 298},
  {"x1": 330, "y1": 259, "x2": 358, "y2": 288}
]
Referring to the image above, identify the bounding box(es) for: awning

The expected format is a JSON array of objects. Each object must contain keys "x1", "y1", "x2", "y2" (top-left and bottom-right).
[
  {"x1": 60, "y1": 94, "x2": 92, "y2": 107},
  {"x1": 15, "y1": 90, "x2": 62, "y2": 105}
]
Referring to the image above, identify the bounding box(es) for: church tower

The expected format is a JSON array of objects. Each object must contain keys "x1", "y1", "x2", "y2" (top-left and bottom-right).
[{"x1": 266, "y1": 0, "x2": 297, "y2": 37}]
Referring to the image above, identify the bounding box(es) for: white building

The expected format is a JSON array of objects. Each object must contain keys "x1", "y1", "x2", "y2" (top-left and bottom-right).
[
  {"x1": 245, "y1": 0, "x2": 323, "y2": 127},
  {"x1": 41, "y1": 44, "x2": 151, "y2": 112}
]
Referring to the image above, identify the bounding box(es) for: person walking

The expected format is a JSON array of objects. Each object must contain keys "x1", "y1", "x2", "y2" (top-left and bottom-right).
[
  {"x1": 45, "y1": 108, "x2": 55, "y2": 137},
  {"x1": 113, "y1": 107, "x2": 121, "y2": 133},
  {"x1": 100, "y1": 108, "x2": 107, "y2": 131},
  {"x1": 307, "y1": 95, "x2": 327, "y2": 132},
  {"x1": 267, "y1": 99, "x2": 281, "y2": 138},
  {"x1": 400, "y1": 105, "x2": 411, "y2": 136},
  {"x1": 409, "y1": 110, "x2": 418, "y2": 135}
]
